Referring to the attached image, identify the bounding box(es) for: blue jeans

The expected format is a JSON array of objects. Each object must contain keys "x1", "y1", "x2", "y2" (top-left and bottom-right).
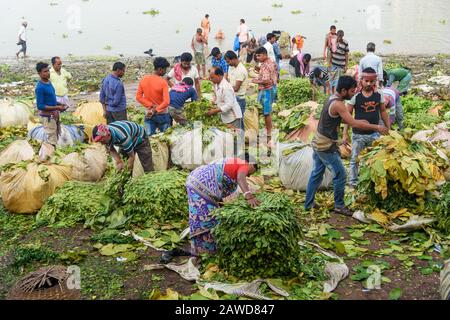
[
  {"x1": 349, "y1": 133, "x2": 380, "y2": 186},
  {"x1": 330, "y1": 65, "x2": 344, "y2": 90},
  {"x1": 236, "y1": 96, "x2": 246, "y2": 130},
  {"x1": 305, "y1": 150, "x2": 347, "y2": 209},
  {"x1": 144, "y1": 113, "x2": 171, "y2": 136}
]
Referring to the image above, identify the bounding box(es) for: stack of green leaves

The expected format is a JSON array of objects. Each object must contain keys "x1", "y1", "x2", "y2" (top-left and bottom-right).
[
  {"x1": 211, "y1": 193, "x2": 305, "y2": 280},
  {"x1": 37, "y1": 181, "x2": 108, "y2": 227},
  {"x1": 277, "y1": 78, "x2": 313, "y2": 108},
  {"x1": 402, "y1": 95, "x2": 441, "y2": 130},
  {"x1": 122, "y1": 169, "x2": 189, "y2": 223},
  {"x1": 436, "y1": 182, "x2": 450, "y2": 233},
  {"x1": 184, "y1": 99, "x2": 225, "y2": 128},
  {"x1": 279, "y1": 106, "x2": 311, "y2": 133},
  {"x1": 201, "y1": 80, "x2": 213, "y2": 94},
  {"x1": 358, "y1": 131, "x2": 448, "y2": 212}
]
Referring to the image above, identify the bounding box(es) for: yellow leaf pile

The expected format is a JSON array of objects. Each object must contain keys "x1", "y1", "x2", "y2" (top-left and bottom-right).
[{"x1": 359, "y1": 131, "x2": 448, "y2": 210}]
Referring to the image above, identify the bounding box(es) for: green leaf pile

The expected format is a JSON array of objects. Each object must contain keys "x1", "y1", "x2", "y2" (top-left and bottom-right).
[
  {"x1": 184, "y1": 99, "x2": 225, "y2": 128},
  {"x1": 122, "y1": 170, "x2": 189, "y2": 223},
  {"x1": 211, "y1": 193, "x2": 307, "y2": 280},
  {"x1": 36, "y1": 181, "x2": 108, "y2": 227},
  {"x1": 277, "y1": 78, "x2": 313, "y2": 108},
  {"x1": 279, "y1": 105, "x2": 311, "y2": 133}
]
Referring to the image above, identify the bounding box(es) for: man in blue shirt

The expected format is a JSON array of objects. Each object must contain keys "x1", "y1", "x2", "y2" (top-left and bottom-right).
[
  {"x1": 93, "y1": 121, "x2": 154, "y2": 172},
  {"x1": 35, "y1": 62, "x2": 68, "y2": 147},
  {"x1": 210, "y1": 47, "x2": 229, "y2": 79},
  {"x1": 169, "y1": 77, "x2": 198, "y2": 125},
  {"x1": 100, "y1": 62, "x2": 127, "y2": 124}
]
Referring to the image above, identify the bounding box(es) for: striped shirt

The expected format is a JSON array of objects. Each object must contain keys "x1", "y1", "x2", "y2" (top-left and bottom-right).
[
  {"x1": 309, "y1": 66, "x2": 330, "y2": 86},
  {"x1": 108, "y1": 121, "x2": 146, "y2": 154},
  {"x1": 331, "y1": 40, "x2": 349, "y2": 68}
]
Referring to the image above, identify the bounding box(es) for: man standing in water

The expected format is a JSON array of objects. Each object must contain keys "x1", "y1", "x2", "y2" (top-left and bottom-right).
[
  {"x1": 16, "y1": 21, "x2": 28, "y2": 59},
  {"x1": 192, "y1": 28, "x2": 208, "y2": 79},
  {"x1": 201, "y1": 14, "x2": 211, "y2": 41},
  {"x1": 323, "y1": 25, "x2": 337, "y2": 66}
]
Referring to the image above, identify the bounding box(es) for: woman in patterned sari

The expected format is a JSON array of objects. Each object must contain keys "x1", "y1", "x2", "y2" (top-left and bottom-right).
[{"x1": 186, "y1": 153, "x2": 260, "y2": 256}]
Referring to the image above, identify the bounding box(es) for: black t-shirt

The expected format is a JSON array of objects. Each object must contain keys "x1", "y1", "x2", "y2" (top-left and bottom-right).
[{"x1": 351, "y1": 91, "x2": 382, "y2": 135}]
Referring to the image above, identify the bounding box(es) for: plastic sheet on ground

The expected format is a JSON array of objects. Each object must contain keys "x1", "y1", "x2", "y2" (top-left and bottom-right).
[
  {"x1": 145, "y1": 258, "x2": 200, "y2": 282},
  {"x1": 203, "y1": 279, "x2": 290, "y2": 300},
  {"x1": 352, "y1": 210, "x2": 436, "y2": 232}
]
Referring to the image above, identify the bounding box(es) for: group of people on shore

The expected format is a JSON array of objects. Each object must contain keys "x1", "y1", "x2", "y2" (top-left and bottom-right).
[{"x1": 32, "y1": 15, "x2": 417, "y2": 259}]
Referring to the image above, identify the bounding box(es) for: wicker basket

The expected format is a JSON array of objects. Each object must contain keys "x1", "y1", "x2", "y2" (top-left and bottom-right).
[{"x1": 7, "y1": 265, "x2": 81, "y2": 300}]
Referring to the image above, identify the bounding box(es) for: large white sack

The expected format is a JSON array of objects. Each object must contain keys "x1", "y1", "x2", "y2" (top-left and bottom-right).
[
  {"x1": 279, "y1": 143, "x2": 333, "y2": 191},
  {"x1": 62, "y1": 144, "x2": 107, "y2": 182},
  {"x1": 170, "y1": 128, "x2": 235, "y2": 170},
  {"x1": 0, "y1": 98, "x2": 33, "y2": 128},
  {"x1": 0, "y1": 140, "x2": 34, "y2": 167}
]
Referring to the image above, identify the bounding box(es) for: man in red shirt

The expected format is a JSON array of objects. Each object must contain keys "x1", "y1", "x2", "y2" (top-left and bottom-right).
[{"x1": 136, "y1": 57, "x2": 171, "y2": 135}]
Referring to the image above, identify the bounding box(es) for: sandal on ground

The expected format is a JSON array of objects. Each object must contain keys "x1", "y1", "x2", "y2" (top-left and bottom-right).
[{"x1": 333, "y1": 206, "x2": 354, "y2": 217}]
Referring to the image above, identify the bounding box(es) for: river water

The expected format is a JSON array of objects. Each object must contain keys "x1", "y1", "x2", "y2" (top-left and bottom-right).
[{"x1": 1, "y1": 0, "x2": 449, "y2": 58}]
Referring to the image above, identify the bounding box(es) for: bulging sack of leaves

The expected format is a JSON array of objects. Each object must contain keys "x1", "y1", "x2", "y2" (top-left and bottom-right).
[
  {"x1": 132, "y1": 138, "x2": 170, "y2": 179},
  {"x1": 73, "y1": 102, "x2": 106, "y2": 127},
  {"x1": 358, "y1": 131, "x2": 448, "y2": 211},
  {"x1": 171, "y1": 128, "x2": 234, "y2": 170},
  {"x1": 61, "y1": 144, "x2": 107, "y2": 182},
  {"x1": 277, "y1": 78, "x2": 313, "y2": 108},
  {"x1": 0, "y1": 162, "x2": 71, "y2": 214},
  {"x1": 0, "y1": 98, "x2": 33, "y2": 128},
  {"x1": 212, "y1": 192, "x2": 304, "y2": 279},
  {"x1": 279, "y1": 143, "x2": 333, "y2": 191},
  {"x1": 123, "y1": 170, "x2": 188, "y2": 223},
  {"x1": 244, "y1": 105, "x2": 259, "y2": 132},
  {"x1": 37, "y1": 181, "x2": 107, "y2": 227},
  {"x1": 28, "y1": 124, "x2": 85, "y2": 148},
  {"x1": 0, "y1": 140, "x2": 34, "y2": 167}
]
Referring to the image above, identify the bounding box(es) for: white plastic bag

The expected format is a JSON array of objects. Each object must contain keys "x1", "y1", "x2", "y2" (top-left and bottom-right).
[{"x1": 278, "y1": 143, "x2": 333, "y2": 191}]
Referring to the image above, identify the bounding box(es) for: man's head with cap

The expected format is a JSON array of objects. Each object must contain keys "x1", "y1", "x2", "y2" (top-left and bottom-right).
[
  {"x1": 92, "y1": 124, "x2": 111, "y2": 144},
  {"x1": 210, "y1": 47, "x2": 222, "y2": 59}
]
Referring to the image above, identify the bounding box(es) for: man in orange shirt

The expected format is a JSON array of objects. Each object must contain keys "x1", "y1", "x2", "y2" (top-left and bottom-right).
[{"x1": 136, "y1": 57, "x2": 171, "y2": 135}]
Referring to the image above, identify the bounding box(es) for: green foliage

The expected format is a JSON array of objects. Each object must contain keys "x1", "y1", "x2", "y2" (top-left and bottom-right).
[
  {"x1": 91, "y1": 230, "x2": 136, "y2": 245},
  {"x1": 277, "y1": 78, "x2": 313, "y2": 108},
  {"x1": 201, "y1": 81, "x2": 213, "y2": 94},
  {"x1": 60, "y1": 112, "x2": 82, "y2": 125},
  {"x1": 12, "y1": 244, "x2": 59, "y2": 267},
  {"x1": 184, "y1": 99, "x2": 225, "y2": 128},
  {"x1": 403, "y1": 113, "x2": 441, "y2": 131},
  {"x1": 37, "y1": 181, "x2": 108, "y2": 227},
  {"x1": 435, "y1": 183, "x2": 450, "y2": 233},
  {"x1": 279, "y1": 106, "x2": 311, "y2": 133},
  {"x1": 122, "y1": 170, "x2": 189, "y2": 223},
  {"x1": 212, "y1": 193, "x2": 308, "y2": 280}
]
